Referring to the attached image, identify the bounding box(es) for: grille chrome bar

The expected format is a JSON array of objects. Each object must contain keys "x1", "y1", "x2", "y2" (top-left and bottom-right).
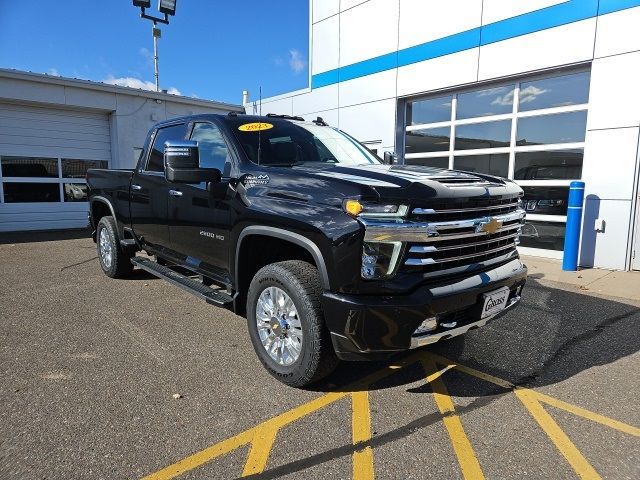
[
  {"x1": 405, "y1": 242, "x2": 518, "y2": 266},
  {"x1": 362, "y1": 209, "x2": 525, "y2": 242},
  {"x1": 412, "y1": 202, "x2": 519, "y2": 215},
  {"x1": 409, "y1": 232, "x2": 520, "y2": 253}
]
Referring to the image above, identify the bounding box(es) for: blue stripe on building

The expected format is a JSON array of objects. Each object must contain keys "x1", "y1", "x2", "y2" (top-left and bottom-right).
[{"x1": 311, "y1": 0, "x2": 640, "y2": 89}]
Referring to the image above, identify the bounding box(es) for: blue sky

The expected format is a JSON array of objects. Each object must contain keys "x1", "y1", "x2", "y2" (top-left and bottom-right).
[{"x1": 0, "y1": 0, "x2": 310, "y2": 105}]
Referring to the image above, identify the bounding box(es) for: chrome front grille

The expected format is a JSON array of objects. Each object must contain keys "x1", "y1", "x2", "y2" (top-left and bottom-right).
[
  {"x1": 401, "y1": 208, "x2": 524, "y2": 273},
  {"x1": 361, "y1": 198, "x2": 525, "y2": 278}
]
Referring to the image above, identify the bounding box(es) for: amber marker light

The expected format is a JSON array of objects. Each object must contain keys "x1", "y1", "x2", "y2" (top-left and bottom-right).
[{"x1": 344, "y1": 199, "x2": 363, "y2": 216}]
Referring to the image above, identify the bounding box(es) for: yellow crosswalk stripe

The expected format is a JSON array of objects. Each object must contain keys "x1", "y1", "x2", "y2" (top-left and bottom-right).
[
  {"x1": 352, "y1": 391, "x2": 374, "y2": 480},
  {"x1": 423, "y1": 359, "x2": 485, "y2": 480}
]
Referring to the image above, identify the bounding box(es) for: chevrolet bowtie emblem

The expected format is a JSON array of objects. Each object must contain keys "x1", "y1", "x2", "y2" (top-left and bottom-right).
[{"x1": 476, "y1": 217, "x2": 503, "y2": 234}]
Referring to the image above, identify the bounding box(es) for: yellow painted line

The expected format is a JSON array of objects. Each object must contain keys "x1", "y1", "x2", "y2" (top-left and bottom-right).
[
  {"x1": 422, "y1": 359, "x2": 485, "y2": 480},
  {"x1": 515, "y1": 388, "x2": 601, "y2": 480},
  {"x1": 241, "y1": 423, "x2": 279, "y2": 476},
  {"x1": 351, "y1": 391, "x2": 374, "y2": 480},
  {"x1": 534, "y1": 391, "x2": 640, "y2": 437},
  {"x1": 143, "y1": 392, "x2": 347, "y2": 479},
  {"x1": 427, "y1": 352, "x2": 514, "y2": 390},
  {"x1": 142, "y1": 428, "x2": 256, "y2": 480}
]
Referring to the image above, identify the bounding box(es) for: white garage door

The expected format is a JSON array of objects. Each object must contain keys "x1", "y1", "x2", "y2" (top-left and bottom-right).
[{"x1": 0, "y1": 102, "x2": 111, "y2": 232}]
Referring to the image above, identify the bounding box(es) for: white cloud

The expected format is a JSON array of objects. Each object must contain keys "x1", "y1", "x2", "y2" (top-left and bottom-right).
[
  {"x1": 47, "y1": 68, "x2": 60, "y2": 76},
  {"x1": 288, "y1": 49, "x2": 306, "y2": 74},
  {"x1": 519, "y1": 86, "x2": 549, "y2": 104},
  {"x1": 491, "y1": 90, "x2": 515, "y2": 107},
  {"x1": 103, "y1": 75, "x2": 181, "y2": 95}
]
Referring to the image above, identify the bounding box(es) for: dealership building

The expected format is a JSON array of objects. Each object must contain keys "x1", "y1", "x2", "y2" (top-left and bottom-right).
[
  {"x1": 247, "y1": 0, "x2": 640, "y2": 271},
  {"x1": 0, "y1": 69, "x2": 240, "y2": 232}
]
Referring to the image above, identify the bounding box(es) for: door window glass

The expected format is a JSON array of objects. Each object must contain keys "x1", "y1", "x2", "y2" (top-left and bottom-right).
[
  {"x1": 456, "y1": 85, "x2": 515, "y2": 119},
  {"x1": 519, "y1": 71, "x2": 590, "y2": 111},
  {"x1": 516, "y1": 111, "x2": 587, "y2": 146},
  {"x1": 514, "y1": 149, "x2": 583, "y2": 180},
  {"x1": 454, "y1": 153, "x2": 509, "y2": 177},
  {"x1": 455, "y1": 120, "x2": 511, "y2": 150},
  {"x1": 1, "y1": 157, "x2": 58, "y2": 177},
  {"x1": 407, "y1": 95, "x2": 453, "y2": 125},
  {"x1": 147, "y1": 123, "x2": 188, "y2": 172},
  {"x1": 405, "y1": 126, "x2": 451, "y2": 154},
  {"x1": 190, "y1": 122, "x2": 230, "y2": 175}
]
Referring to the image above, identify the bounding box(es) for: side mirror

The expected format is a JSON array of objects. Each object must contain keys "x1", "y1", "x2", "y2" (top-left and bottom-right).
[
  {"x1": 383, "y1": 151, "x2": 396, "y2": 165},
  {"x1": 164, "y1": 141, "x2": 221, "y2": 184}
]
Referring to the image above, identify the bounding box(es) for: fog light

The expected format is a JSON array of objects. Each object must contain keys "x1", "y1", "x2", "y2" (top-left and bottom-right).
[{"x1": 414, "y1": 317, "x2": 437, "y2": 336}]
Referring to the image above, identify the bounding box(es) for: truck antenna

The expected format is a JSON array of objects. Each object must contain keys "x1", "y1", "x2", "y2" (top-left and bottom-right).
[{"x1": 257, "y1": 86, "x2": 262, "y2": 165}]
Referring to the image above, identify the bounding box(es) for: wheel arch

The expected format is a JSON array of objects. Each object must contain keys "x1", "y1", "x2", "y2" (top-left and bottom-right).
[
  {"x1": 235, "y1": 226, "x2": 330, "y2": 293},
  {"x1": 90, "y1": 197, "x2": 118, "y2": 239}
]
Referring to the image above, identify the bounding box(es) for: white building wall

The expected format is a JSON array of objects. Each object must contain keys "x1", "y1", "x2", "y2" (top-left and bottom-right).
[{"x1": 253, "y1": 0, "x2": 640, "y2": 270}]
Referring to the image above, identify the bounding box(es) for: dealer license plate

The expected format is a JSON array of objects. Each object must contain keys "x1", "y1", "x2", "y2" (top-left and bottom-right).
[{"x1": 481, "y1": 287, "x2": 511, "y2": 319}]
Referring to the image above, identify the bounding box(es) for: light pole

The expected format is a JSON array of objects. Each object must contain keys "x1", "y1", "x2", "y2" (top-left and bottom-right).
[{"x1": 132, "y1": 1, "x2": 178, "y2": 92}]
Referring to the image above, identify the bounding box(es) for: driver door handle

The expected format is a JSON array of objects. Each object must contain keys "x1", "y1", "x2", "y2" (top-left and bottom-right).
[
  {"x1": 131, "y1": 184, "x2": 142, "y2": 191},
  {"x1": 169, "y1": 189, "x2": 183, "y2": 197}
]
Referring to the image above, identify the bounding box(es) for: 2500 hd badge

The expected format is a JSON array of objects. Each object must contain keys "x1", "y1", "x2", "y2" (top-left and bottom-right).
[{"x1": 87, "y1": 113, "x2": 527, "y2": 387}]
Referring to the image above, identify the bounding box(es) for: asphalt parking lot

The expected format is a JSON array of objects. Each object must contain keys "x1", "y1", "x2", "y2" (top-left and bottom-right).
[{"x1": 1, "y1": 231, "x2": 639, "y2": 480}]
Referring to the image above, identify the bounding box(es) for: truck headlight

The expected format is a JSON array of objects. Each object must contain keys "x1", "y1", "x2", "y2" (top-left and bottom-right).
[
  {"x1": 361, "y1": 241, "x2": 402, "y2": 279},
  {"x1": 344, "y1": 200, "x2": 408, "y2": 218}
]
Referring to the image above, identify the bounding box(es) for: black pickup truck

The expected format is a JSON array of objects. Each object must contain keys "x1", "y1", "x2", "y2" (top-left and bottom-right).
[{"x1": 87, "y1": 113, "x2": 527, "y2": 387}]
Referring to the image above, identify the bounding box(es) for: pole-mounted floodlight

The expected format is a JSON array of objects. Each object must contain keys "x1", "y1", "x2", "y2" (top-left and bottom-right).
[
  {"x1": 132, "y1": 1, "x2": 179, "y2": 92},
  {"x1": 159, "y1": 0, "x2": 177, "y2": 16}
]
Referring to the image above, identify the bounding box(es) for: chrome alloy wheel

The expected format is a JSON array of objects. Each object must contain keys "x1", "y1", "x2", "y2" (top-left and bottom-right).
[
  {"x1": 255, "y1": 286, "x2": 303, "y2": 366},
  {"x1": 99, "y1": 228, "x2": 113, "y2": 269}
]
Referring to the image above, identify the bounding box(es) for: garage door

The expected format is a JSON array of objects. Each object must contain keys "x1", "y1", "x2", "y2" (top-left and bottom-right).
[{"x1": 0, "y1": 102, "x2": 111, "y2": 232}]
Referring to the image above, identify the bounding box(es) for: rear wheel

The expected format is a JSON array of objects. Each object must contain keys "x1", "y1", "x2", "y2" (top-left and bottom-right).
[
  {"x1": 246, "y1": 260, "x2": 339, "y2": 387},
  {"x1": 96, "y1": 216, "x2": 134, "y2": 278}
]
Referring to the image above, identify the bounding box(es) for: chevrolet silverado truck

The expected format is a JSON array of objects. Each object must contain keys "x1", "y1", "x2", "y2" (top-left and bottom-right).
[{"x1": 87, "y1": 113, "x2": 527, "y2": 387}]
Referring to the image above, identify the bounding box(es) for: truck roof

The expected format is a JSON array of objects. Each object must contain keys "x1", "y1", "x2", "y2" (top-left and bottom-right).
[{"x1": 154, "y1": 113, "x2": 330, "y2": 129}]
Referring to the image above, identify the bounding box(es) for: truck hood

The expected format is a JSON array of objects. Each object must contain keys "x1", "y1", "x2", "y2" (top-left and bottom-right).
[
  {"x1": 305, "y1": 164, "x2": 496, "y2": 187},
  {"x1": 288, "y1": 163, "x2": 520, "y2": 201}
]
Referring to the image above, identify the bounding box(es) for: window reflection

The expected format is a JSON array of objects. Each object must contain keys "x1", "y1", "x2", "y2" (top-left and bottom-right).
[
  {"x1": 62, "y1": 159, "x2": 108, "y2": 178},
  {"x1": 516, "y1": 111, "x2": 587, "y2": 146},
  {"x1": 3, "y1": 182, "x2": 61, "y2": 203},
  {"x1": 521, "y1": 186, "x2": 569, "y2": 215},
  {"x1": 454, "y1": 153, "x2": 509, "y2": 177},
  {"x1": 405, "y1": 126, "x2": 451, "y2": 153},
  {"x1": 406, "y1": 157, "x2": 449, "y2": 169},
  {"x1": 455, "y1": 120, "x2": 511, "y2": 150},
  {"x1": 457, "y1": 85, "x2": 515, "y2": 119},
  {"x1": 519, "y1": 71, "x2": 590, "y2": 111},
  {"x1": 519, "y1": 221, "x2": 566, "y2": 251},
  {"x1": 1, "y1": 157, "x2": 58, "y2": 177},
  {"x1": 514, "y1": 149, "x2": 583, "y2": 180},
  {"x1": 407, "y1": 95, "x2": 452, "y2": 125},
  {"x1": 63, "y1": 183, "x2": 88, "y2": 202}
]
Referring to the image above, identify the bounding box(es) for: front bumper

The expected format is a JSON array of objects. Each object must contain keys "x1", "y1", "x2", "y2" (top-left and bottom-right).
[{"x1": 321, "y1": 258, "x2": 527, "y2": 361}]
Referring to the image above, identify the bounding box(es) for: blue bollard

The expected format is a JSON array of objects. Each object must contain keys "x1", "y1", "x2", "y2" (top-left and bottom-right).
[{"x1": 562, "y1": 181, "x2": 585, "y2": 271}]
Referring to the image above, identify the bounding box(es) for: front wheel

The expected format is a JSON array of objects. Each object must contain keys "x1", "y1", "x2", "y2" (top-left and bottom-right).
[{"x1": 246, "y1": 261, "x2": 339, "y2": 387}]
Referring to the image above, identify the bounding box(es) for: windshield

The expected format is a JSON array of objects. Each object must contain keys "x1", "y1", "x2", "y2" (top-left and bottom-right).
[{"x1": 229, "y1": 119, "x2": 381, "y2": 167}]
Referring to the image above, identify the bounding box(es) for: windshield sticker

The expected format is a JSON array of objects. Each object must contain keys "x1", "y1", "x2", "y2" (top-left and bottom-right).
[{"x1": 238, "y1": 122, "x2": 274, "y2": 132}]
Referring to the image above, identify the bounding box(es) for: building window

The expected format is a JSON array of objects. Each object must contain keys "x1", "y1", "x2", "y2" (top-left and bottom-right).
[
  {"x1": 0, "y1": 156, "x2": 108, "y2": 204},
  {"x1": 403, "y1": 69, "x2": 590, "y2": 254}
]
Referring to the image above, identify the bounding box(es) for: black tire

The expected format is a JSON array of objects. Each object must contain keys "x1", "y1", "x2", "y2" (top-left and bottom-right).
[
  {"x1": 246, "y1": 261, "x2": 339, "y2": 387},
  {"x1": 96, "y1": 216, "x2": 134, "y2": 278}
]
